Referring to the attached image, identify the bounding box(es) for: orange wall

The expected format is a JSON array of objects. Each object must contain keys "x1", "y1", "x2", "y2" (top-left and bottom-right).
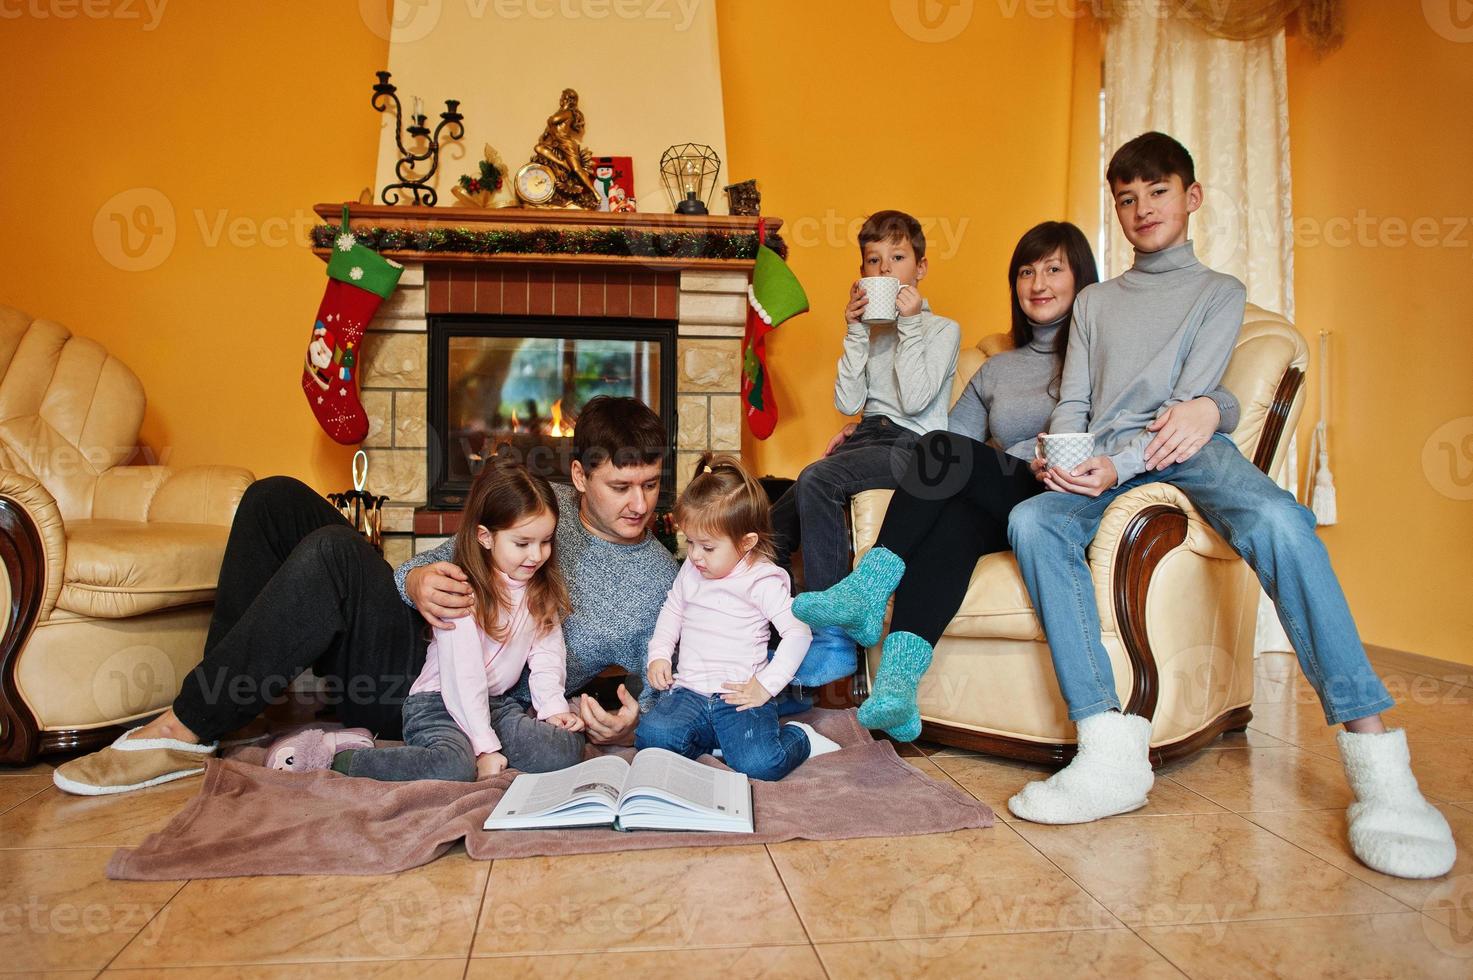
[
  {"x1": 0, "y1": 2, "x2": 389, "y2": 491},
  {"x1": 1286, "y1": 2, "x2": 1473, "y2": 666},
  {"x1": 718, "y1": 0, "x2": 1084, "y2": 479},
  {"x1": 6, "y1": 3, "x2": 1464, "y2": 666}
]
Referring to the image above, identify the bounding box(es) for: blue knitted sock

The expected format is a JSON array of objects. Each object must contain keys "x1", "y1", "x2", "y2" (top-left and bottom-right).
[
  {"x1": 856, "y1": 631, "x2": 933, "y2": 742},
  {"x1": 792, "y1": 547, "x2": 906, "y2": 648}
]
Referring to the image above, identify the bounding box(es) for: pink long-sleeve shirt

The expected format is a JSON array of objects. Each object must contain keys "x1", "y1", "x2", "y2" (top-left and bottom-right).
[
  {"x1": 408, "y1": 572, "x2": 570, "y2": 756},
  {"x1": 647, "y1": 556, "x2": 811, "y2": 698}
]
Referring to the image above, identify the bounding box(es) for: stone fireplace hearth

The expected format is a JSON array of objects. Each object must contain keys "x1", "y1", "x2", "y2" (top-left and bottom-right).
[{"x1": 313, "y1": 204, "x2": 778, "y2": 566}]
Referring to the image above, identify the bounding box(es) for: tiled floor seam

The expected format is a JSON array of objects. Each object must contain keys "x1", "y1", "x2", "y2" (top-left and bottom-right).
[
  {"x1": 760, "y1": 844, "x2": 831, "y2": 979},
  {"x1": 463, "y1": 853, "x2": 496, "y2": 966},
  {"x1": 1239, "y1": 808, "x2": 1437, "y2": 914},
  {"x1": 97, "y1": 878, "x2": 189, "y2": 975}
]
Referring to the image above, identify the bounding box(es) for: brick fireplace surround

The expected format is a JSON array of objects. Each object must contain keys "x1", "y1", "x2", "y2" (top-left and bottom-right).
[{"x1": 312, "y1": 204, "x2": 779, "y2": 566}]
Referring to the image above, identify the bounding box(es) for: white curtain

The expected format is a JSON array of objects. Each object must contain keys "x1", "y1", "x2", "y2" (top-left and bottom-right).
[{"x1": 1101, "y1": 10, "x2": 1296, "y2": 655}]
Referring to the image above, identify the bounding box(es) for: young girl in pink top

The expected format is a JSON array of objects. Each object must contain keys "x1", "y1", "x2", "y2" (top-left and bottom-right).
[
  {"x1": 269, "y1": 457, "x2": 586, "y2": 780},
  {"x1": 636, "y1": 454, "x2": 840, "y2": 780}
]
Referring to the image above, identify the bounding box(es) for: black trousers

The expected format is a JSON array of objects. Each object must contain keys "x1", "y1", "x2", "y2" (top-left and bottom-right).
[
  {"x1": 878, "y1": 432, "x2": 1043, "y2": 646},
  {"x1": 172, "y1": 477, "x2": 427, "y2": 741}
]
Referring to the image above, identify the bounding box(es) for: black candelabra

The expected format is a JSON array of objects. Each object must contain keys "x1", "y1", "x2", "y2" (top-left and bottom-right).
[{"x1": 371, "y1": 71, "x2": 464, "y2": 206}]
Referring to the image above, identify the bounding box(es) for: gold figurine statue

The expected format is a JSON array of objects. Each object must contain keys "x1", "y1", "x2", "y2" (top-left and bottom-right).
[{"x1": 528, "y1": 88, "x2": 600, "y2": 209}]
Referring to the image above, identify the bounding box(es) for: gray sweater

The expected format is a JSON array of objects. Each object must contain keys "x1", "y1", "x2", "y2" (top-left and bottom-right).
[
  {"x1": 394, "y1": 482, "x2": 677, "y2": 706},
  {"x1": 950, "y1": 315, "x2": 1241, "y2": 460},
  {"x1": 836, "y1": 300, "x2": 961, "y2": 435},
  {"x1": 1051, "y1": 241, "x2": 1246, "y2": 485}
]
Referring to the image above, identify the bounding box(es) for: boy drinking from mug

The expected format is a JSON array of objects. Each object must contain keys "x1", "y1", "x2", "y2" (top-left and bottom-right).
[{"x1": 770, "y1": 210, "x2": 960, "y2": 688}]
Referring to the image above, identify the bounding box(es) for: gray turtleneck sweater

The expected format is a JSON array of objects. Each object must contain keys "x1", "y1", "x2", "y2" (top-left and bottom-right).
[
  {"x1": 1050, "y1": 240, "x2": 1246, "y2": 485},
  {"x1": 949, "y1": 313, "x2": 1240, "y2": 461}
]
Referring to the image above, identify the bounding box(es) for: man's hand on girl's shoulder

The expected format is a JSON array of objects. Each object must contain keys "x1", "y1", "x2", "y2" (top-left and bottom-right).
[{"x1": 406, "y1": 561, "x2": 475, "y2": 629}]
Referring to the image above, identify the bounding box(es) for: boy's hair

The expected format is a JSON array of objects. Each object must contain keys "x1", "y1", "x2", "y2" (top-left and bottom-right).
[
  {"x1": 1008, "y1": 220, "x2": 1100, "y2": 394},
  {"x1": 1106, "y1": 131, "x2": 1196, "y2": 190},
  {"x1": 573, "y1": 395, "x2": 666, "y2": 472},
  {"x1": 454, "y1": 455, "x2": 571, "y2": 640},
  {"x1": 674, "y1": 453, "x2": 777, "y2": 564},
  {"x1": 859, "y1": 210, "x2": 926, "y2": 261}
]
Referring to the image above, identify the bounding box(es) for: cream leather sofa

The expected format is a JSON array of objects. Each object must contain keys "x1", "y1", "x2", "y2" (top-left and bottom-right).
[
  {"x1": 849, "y1": 305, "x2": 1308, "y2": 765},
  {"x1": 0, "y1": 306, "x2": 254, "y2": 765}
]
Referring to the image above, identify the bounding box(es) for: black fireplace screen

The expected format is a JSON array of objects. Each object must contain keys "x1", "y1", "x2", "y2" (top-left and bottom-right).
[{"x1": 428, "y1": 316, "x2": 676, "y2": 509}]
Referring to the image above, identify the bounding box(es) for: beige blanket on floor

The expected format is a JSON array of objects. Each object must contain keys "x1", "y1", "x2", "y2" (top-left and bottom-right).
[{"x1": 107, "y1": 709, "x2": 992, "y2": 879}]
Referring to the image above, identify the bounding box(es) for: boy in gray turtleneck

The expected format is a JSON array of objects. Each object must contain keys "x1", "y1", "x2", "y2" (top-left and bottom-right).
[{"x1": 1003, "y1": 132, "x2": 1454, "y2": 882}]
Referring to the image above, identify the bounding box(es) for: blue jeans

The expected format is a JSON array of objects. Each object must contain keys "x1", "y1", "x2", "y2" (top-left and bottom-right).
[
  {"x1": 635, "y1": 687, "x2": 810, "y2": 781},
  {"x1": 1007, "y1": 435, "x2": 1393, "y2": 726}
]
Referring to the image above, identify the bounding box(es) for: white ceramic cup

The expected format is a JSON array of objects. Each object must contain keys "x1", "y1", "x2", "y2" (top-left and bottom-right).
[
  {"x1": 1038, "y1": 432, "x2": 1095, "y2": 474},
  {"x1": 859, "y1": 276, "x2": 906, "y2": 322}
]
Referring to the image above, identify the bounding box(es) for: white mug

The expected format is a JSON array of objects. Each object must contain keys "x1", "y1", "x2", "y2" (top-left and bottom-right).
[
  {"x1": 1038, "y1": 432, "x2": 1095, "y2": 473},
  {"x1": 859, "y1": 276, "x2": 906, "y2": 322}
]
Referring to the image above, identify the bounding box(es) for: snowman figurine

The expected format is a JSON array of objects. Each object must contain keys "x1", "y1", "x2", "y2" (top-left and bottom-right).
[{"x1": 592, "y1": 158, "x2": 619, "y2": 212}]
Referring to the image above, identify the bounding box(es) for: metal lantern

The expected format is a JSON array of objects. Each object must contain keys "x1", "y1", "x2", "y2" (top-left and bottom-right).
[{"x1": 659, "y1": 143, "x2": 722, "y2": 215}]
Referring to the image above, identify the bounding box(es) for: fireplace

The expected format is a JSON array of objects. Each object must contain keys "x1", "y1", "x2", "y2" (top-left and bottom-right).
[
  {"x1": 427, "y1": 315, "x2": 677, "y2": 509},
  {"x1": 315, "y1": 203, "x2": 779, "y2": 563}
]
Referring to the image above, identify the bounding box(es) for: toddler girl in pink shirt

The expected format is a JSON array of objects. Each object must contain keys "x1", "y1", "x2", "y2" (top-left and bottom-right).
[
  {"x1": 636, "y1": 454, "x2": 840, "y2": 780},
  {"x1": 269, "y1": 457, "x2": 585, "y2": 780}
]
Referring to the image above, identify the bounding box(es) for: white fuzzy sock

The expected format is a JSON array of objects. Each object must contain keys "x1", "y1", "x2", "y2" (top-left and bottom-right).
[
  {"x1": 1338, "y1": 728, "x2": 1456, "y2": 879},
  {"x1": 786, "y1": 721, "x2": 841, "y2": 758},
  {"x1": 1008, "y1": 712, "x2": 1155, "y2": 825}
]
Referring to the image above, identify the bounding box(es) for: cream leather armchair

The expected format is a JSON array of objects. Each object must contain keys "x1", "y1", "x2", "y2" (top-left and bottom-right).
[
  {"x1": 0, "y1": 306, "x2": 254, "y2": 765},
  {"x1": 849, "y1": 305, "x2": 1309, "y2": 765}
]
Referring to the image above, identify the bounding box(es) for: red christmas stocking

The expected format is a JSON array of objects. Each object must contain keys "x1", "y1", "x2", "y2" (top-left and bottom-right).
[
  {"x1": 302, "y1": 220, "x2": 404, "y2": 444},
  {"x1": 742, "y1": 312, "x2": 778, "y2": 439}
]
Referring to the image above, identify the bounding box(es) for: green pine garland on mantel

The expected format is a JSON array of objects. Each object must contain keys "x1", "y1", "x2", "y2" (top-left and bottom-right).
[{"x1": 310, "y1": 224, "x2": 787, "y2": 262}]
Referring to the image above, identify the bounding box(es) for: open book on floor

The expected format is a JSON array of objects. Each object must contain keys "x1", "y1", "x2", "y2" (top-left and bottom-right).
[{"x1": 484, "y1": 747, "x2": 753, "y2": 834}]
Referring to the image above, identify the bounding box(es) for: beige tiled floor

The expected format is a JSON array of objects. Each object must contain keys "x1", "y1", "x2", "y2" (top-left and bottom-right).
[{"x1": 2, "y1": 647, "x2": 1469, "y2": 978}]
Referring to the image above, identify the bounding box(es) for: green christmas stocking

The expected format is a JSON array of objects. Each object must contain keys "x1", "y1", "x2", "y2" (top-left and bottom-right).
[{"x1": 742, "y1": 242, "x2": 809, "y2": 440}]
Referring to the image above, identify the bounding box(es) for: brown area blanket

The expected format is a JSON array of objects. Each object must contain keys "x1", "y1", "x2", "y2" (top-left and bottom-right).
[{"x1": 107, "y1": 709, "x2": 992, "y2": 880}]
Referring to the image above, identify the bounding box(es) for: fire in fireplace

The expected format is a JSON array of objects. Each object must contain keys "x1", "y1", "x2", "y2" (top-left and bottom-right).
[{"x1": 428, "y1": 315, "x2": 676, "y2": 509}]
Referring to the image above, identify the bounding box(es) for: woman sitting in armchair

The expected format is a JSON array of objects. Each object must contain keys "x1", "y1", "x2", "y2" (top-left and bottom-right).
[{"x1": 792, "y1": 221, "x2": 1239, "y2": 741}]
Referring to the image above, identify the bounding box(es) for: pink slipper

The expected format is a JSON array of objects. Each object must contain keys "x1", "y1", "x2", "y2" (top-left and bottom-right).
[{"x1": 265, "y1": 727, "x2": 375, "y2": 772}]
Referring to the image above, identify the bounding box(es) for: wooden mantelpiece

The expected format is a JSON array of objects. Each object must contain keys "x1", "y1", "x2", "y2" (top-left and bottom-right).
[{"x1": 311, "y1": 203, "x2": 783, "y2": 271}]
